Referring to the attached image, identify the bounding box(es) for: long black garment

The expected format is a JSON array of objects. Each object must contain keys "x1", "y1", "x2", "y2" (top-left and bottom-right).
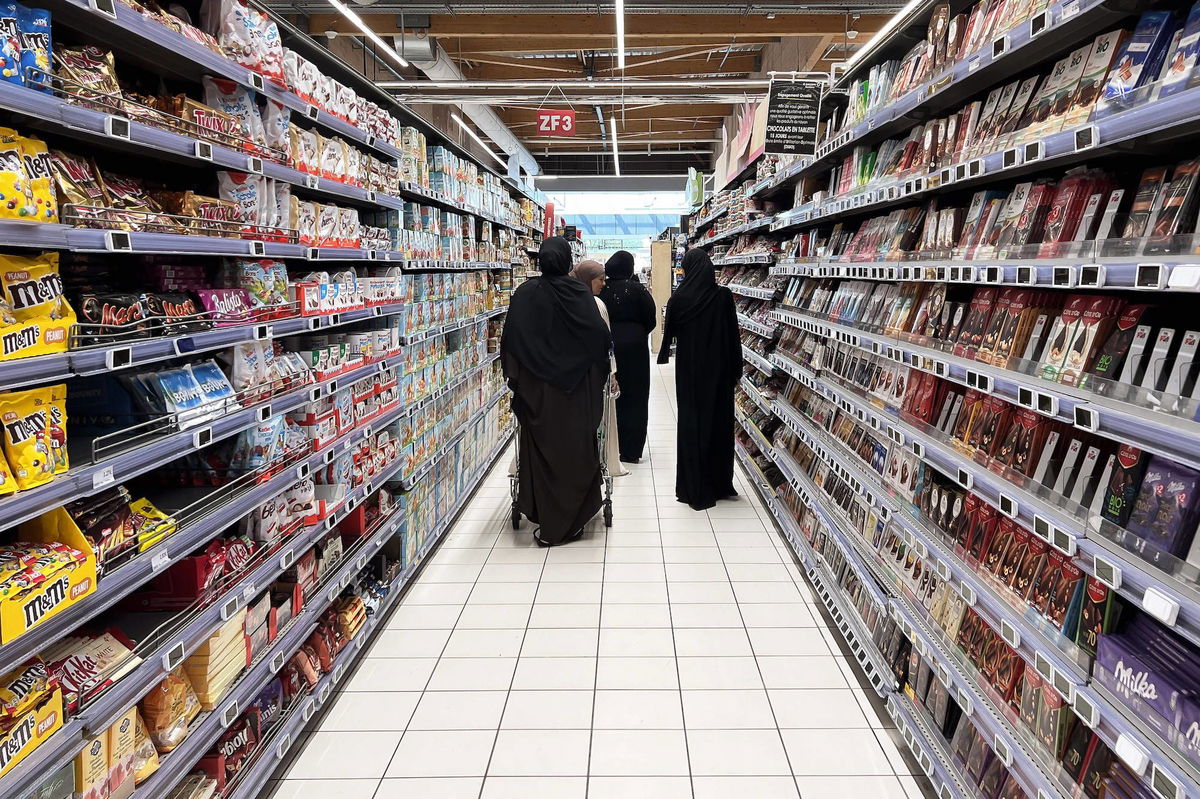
[
  {"x1": 598, "y1": 251, "x2": 656, "y2": 461},
  {"x1": 502, "y1": 237, "x2": 611, "y2": 545},
  {"x1": 658, "y1": 249, "x2": 741, "y2": 511}
]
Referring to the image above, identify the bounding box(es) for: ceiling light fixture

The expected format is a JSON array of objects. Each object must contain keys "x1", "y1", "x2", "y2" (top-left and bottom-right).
[
  {"x1": 843, "y1": 0, "x2": 920, "y2": 72},
  {"x1": 615, "y1": 0, "x2": 626, "y2": 69},
  {"x1": 451, "y1": 112, "x2": 507, "y2": 167},
  {"x1": 610, "y1": 118, "x2": 620, "y2": 176},
  {"x1": 327, "y1": 0, "x2": 409, "y2": 67}
]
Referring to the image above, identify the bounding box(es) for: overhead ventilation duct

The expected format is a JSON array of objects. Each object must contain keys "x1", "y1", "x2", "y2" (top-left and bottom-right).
[
  {"x1": 404, "y1": 41, "x2": 540, "y2": 176},
  {"x1": 392, "y1": 34, "x2": 437, "y2": 62}
]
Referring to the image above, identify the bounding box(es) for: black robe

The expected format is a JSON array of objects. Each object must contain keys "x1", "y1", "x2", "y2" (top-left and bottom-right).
[
  {"x1": 501, "y1": 236, "x2": 611, "y2": 545},
  {"x1": 658, "y1": 251, "x2": 741, "y2": 511},
  {"x1": 598, "y1": 277, "x2": 656, "y2": 461},
  {"x1": 505, "y1": 351, "x2": 607, "y2": 544}
]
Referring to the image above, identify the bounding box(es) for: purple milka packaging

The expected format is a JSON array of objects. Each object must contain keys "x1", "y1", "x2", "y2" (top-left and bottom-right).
[
  {"x1": 1177, "y1": 696, "x2": 1200, "y2": 771},
  {"x1": 1125, "y1": 457, "x2": 1200, "y2": 566},
  {"x1": 1096, "y1": 632, "x2": 1181, "y2": 738}
]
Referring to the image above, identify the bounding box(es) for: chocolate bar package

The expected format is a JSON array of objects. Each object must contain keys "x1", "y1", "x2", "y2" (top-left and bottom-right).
[
  {"x1": 1146, "y1": 158, "x2": 1200, "y2": 251},
  {"x1": 1120, "y1": 166, "x2": 1170, "y2": 240},
  {"x1": 1082, "y1": 304, "x2": 1150, "y2": 390},
  {"x1": 1013, "y1": 535, "x2": 1047, "y2": 600},
  {"x1": 1060, "y1": 719, "x2": 1094, "y2": 784},
  {"x1": 1059, "y1": 295, "x2": 1123, "y2": 387},
  {"x1": 1101, "y1": 444, "x2": 1150, "y2": 527},
  {"x1": 1075, "y1": 576, "x2": 1116, "y2": 657},
  {"x1": 77, "y1": 292, "x2": 150, "y2": 344},
  {"x1": 142, "y1": 292, "x2": 210, "y2": 335},
  {"x1": 1125, "y1": 456, "x2": 1200, "y2": 564},
  {"x1": 1095, "y1": 628, "x2": 1183, "y2": 738},
  {"x1": 1098, "y1": 11, "x2": 1179, "y2": 112},
  {"x1": 1038, "y1": 294, "x2": 1090, "y2": 382}
]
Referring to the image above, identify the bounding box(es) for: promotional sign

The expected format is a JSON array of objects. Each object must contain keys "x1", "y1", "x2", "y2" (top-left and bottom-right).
[
  {"x1": 764, "y1": 80, "x2": 822, "y2": 156},
  {"x1": 536, "y1": 109, "x2": 577, "y2": 137},
  {"x1": 543, "y1": 202, "x2": 555, "y2": 238}
]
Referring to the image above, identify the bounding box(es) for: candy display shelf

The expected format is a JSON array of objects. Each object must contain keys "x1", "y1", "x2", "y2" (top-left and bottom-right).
[
  {"x1": 0, "y1": 376, "x2": 511, "y2": 799},
  {"x1": 728, "y1": 283, "x2": 779, "y2": 302},
  {"x1": 714, "y1": 0, "x2": 1200, "y2": 792},
  {"x1": 770, "y1": 84, "x2": 1200, "y2": 237},
  {"x1": 714, "y1": 253, "x2": 776, "y2": 266}
]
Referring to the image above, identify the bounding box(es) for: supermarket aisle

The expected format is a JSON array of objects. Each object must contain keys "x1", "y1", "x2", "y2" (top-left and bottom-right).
[{"x1": 269, "y1": 364, "x2": 929, "y2": 799}]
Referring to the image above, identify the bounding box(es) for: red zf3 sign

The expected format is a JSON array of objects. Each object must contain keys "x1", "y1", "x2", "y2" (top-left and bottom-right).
[{"x1": 537, "y1": 109, "x2": 576, "y2": 136}]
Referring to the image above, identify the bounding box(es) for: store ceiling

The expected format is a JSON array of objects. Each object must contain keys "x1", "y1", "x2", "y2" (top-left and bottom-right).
[{"x1": 270, "y1": 0, "x2": 900, "y2": 176}]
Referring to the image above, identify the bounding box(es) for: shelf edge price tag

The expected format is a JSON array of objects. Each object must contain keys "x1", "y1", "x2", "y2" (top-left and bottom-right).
[{"x1": 92, "y1": 465, "x2": 116, "y2": 489}]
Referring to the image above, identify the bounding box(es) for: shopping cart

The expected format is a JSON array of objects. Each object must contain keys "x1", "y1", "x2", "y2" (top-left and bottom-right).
[{"x1": 510, "y1": 383, "x2": 615, "y2": 532}]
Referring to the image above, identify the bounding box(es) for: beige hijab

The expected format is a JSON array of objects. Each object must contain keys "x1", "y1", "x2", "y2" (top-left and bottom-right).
[{"x1": 570, "y1": 259, "x2": 605, "y2": 286}]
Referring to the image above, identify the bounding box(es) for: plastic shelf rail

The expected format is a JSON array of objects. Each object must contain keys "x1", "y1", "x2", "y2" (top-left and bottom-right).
[
  {"x1": 727, "y1": 283, "x2": 779, "y2": 302},
  {"x1": 773, "y1": 256, "x2": 1200, "y2": 293},
  {"x1": 736, "y1": 313, "x2": 779, "y2": 340},
  {"x1": 742, "y1": 346, "x2": 775, "y2": 378},
  {"x1": 735, "y1": 410, "x2": 774, "y2": 458}
]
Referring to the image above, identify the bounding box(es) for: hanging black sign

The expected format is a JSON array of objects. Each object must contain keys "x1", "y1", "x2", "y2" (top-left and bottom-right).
[{"x1": 765, "y1": 80, "x2": 822, "y2": 156}]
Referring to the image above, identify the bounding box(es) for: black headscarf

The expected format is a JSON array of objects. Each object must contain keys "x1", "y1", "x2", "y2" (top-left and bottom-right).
[
  {"x1": 605, "y1": 250, "x2": 637, "y2": 281},
  {"x1": 502, "y1": 236, "x2": 610, "y2": 392}
]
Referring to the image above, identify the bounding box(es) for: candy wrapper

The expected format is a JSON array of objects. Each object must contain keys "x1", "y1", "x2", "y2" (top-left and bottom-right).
[
  {"x1": 78, "y1": 292, "x2": 149, "y2": 344},
  {"x1": 316, "y1": 203, "x2": 337, "y2": 247},
  {"x1": 0, "y1": 657, "x2": 50, "y2": 721},
  {"x1": 16, "y1": 5, "x2": 50, "y2": 92},
  {"x1": 0, "y1": 131, "x2": 46, "y2": 222},
  {"x1": 263, "y1": 99, "x2": 289, "y2": 161},
  {"x1": 139, "y1": 668, "x2": 201, "y2": 753},
  {"x1": 150, "y1": 190, "x2": 242, "y2": 234},
  {"x1": 101, "y1": 172, "x2": 182, "y2": 232},
  {"x1": 142, "y1": 291, "x2": 209, "y2": 335},
  {"x1": 217, "y1": 171, "x2": 273, "y2": 231},
  {"x1": 44, "y1": 629, "x2": 141, "y2": 713},
  {"x1": 0, "y1": 2, "x2": 21, "y2": 86},
  {"x1": 202, "y1": 76, "x2": 266, "y2": 153},
  {"x1": 195, "y1": 288, "x2": 254, "y2": 327},
  {"x1": 289, "y1": 125, "x2": 318, "y2": 175},
  {"x1": 54, "y1": 45, "x2": 122, "y2": 113},
  {"x1": 50, "y1": 150, "x2": 108, "y2": 224},
  {"x1": 188, "y1": 359, "x2": 235, "y2": 412},
  {"x1": 289, "y1": 196, "x2": 317, "y2": 246},
  {"x1": 0, "y1": 251, "x2": 73, "y2": 359},
  {"x1": 133, "y1": 711, "x2": 160, "y2": 784},
  {"x1": 0, "y1": 382, "x2": 67, "y2": 489},
  {"x1": 319, "y1": 136, "x2": 345, "y2": 182}
]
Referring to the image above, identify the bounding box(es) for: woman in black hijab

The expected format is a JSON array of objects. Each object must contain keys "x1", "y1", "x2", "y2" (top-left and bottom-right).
[
  {"x1": 658, "y1": 248, "x2": 741, "y2": 510},
  {"x1": 502, "y1": 236, "x2": 611, "y2": 545},
  {"x1": 598, "y1": 250, "x2": 656, "y2": 463}
]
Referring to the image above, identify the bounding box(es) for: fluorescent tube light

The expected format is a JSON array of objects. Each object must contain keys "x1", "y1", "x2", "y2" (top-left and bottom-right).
[
  {"x1": 610, "y1": 118, "x2": 620, "y2": 176},
  {"x1": 615, "y1": 0, "x2": 626, "y2": 69},
  {"x1": 328, "y1": 0, "x2": 409, "y2": 67},
  {"x1": 451, "y1": 112, "x2": 507, "y2": 167}
]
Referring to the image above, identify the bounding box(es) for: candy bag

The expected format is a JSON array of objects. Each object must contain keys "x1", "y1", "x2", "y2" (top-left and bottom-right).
[
  {"x1": 263, "y1": 99, "x2": 289, "y2": 160},
  {"x1": 217, "y1": 171, "x2": 272, "y2": 230},
  {"x1": 0, "y1": 382, "x2": 67, "y2": 489},
  {"x1": 54, "y1": 45, "x2": 122, "y2": 112},
  {"x1": 139, "y1": 668, "x2": 200, "y2": 753},
  {"x1": 202, "y1": 77, "x2": 265, "y2": 151},
  {"x1": 0, "y1": 3, "x2": 20, "y2": 85},
  {"x1": 15, "y1": 133, "x2": 58, "y2": 222},
  {"x1": 195, "y1": 288, "x2": 254, "y2": 326},
  {"x1": 128, "y1": 497, "x2": 175, "y2": 551},
  {"x1": 17, "y1": 5, "x2": 50, "y2": 91},
  {"x1": 0, "y1": 130, "x2": 41, "y2": 221}
]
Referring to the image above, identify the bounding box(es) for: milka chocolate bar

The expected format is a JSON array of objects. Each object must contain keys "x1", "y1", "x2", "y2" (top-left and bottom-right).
[{"x1": 1096, "y1": 633, "x2": 1182, "y2": 737}]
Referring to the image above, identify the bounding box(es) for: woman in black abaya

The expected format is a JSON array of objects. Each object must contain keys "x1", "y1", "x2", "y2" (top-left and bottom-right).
[
  {"x1": 598, "y1": 250, "x2": 656, "y2": 463},
  {"x1": 658, "y1": 248, "x2": 741, "y2": 511},
  {"x1": 502, "y1": 236, "x2": 611, "y2": 545}
]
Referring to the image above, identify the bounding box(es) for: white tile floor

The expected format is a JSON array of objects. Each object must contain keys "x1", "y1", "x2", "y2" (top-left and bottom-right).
[{"x1": 269, "y1": 364, "x2": 934, "y2": 799}]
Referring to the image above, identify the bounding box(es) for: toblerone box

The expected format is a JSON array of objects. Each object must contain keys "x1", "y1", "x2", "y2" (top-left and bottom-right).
[
  {"x1": 5, "y1": 507, "x2": 98, "y2": 643},
  {"x1": 106, "y1": 708, "x2": 137, "y2": 799},
  {"x1": 73, "y1": 729, "x2": 109, "y2": 799},
  {"x1": 0, "y1": 688, "x2": 64, "y2": 780}
]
